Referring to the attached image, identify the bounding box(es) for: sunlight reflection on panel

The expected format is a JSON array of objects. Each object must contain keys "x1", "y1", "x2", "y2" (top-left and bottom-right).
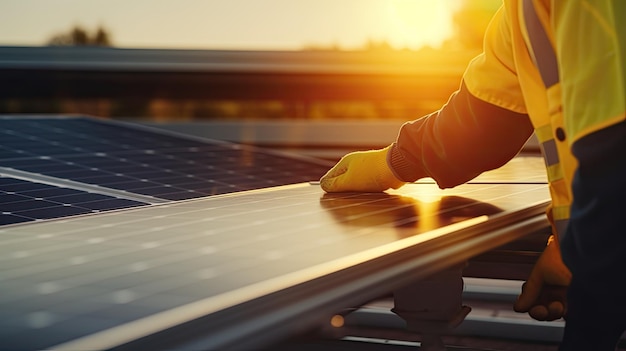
[{"x1": 319, "y1": 191, "x2": 503, "y2": 239}]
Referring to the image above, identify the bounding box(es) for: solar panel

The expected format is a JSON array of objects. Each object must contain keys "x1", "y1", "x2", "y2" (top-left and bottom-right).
[
  {"x1": 0, "y1": 181, "x2": 550, "y2": 350},
  {"x1": 415, "y1": 156, "x2": 548, "y2": 185},
  {"x1": 0, "y1": 116, "x2": 333, "y2": 202},
  {"x1": 468, "y1": 156, "x2": 547, "y2": 183},
  {"x1": 0, "y1": 175, "x2": 148, "y2": 226},
  {"x1": 0, "y1": 115, "x2": 552, "y2": 349}
]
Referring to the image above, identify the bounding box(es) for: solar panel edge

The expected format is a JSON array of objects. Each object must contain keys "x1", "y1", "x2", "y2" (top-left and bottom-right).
[
  {"x1": 0, "y1": 166, "x2": 168, "y2": 204},
  {"x1": 0, "y1": 200, "x2": 151, "y2": 229},
  {"x1": 0, "y1": 182, "x2": 315, "y2": 231},
  {"x1": 0, "y1": 170, "x2": 154, "y2": 227},
  {"x1": 0, "y1": 114, "x2": 83, "y2": 120}
]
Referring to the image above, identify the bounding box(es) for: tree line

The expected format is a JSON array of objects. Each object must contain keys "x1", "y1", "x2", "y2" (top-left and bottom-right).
[{"x1": 47, "y1": 25, "x2": 112, "y2": 46}]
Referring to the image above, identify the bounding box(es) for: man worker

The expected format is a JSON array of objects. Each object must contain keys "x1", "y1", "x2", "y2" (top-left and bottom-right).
[{"x1": 319, "y1": 1, "x2": 625, "y2": 349}]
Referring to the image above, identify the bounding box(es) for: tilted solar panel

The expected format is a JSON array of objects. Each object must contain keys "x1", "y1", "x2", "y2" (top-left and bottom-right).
[
  {"x1": 0, "y1": 115, "x2": 334, "y2": 225},
  {"x1": 0, "y1": 115, "x2": 552, "y2": 350},
  {"x1": 0, "y1": 116, "x2": 333, "y2": 202},
  {"x1": 0, "y1": 182, "x2": 550, "y2": 350}
]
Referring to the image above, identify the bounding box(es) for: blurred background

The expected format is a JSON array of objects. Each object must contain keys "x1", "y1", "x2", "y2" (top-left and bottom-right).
[{"x1": 0, "y1": 0, "x2": 500, "y2": 121}]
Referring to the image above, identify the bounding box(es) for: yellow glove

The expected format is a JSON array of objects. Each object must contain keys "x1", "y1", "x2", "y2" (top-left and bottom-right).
[
  {"x1": 514, "y1": 235, "x2": 572, "y2": 321},
  {"x1": 320, "y1": 145, "x2": 405, "y2": 193}
]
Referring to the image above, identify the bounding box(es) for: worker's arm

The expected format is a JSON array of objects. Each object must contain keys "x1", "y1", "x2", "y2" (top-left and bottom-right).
[
  {"x1": 389, "y1": 3, "x2": 534, "y2": 188},
  {"x1": 321, "y1": 4, "x2": 572, "y2": 324},
  {"x1": 321, "y1": 5, "x2": 533, "y2": 192},
  {"x1": 388, "y1": 82, "x2": 533, "y2": 188},
  {"x1": 320, "y1": 81, "x2": 534, "y2": 192}
]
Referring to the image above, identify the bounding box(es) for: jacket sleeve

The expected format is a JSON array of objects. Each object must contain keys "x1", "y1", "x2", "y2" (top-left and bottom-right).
[
  {"x1": 388, "y1": 82, "x2": 533, "y2": 188},
  {"x1": 387, "y1": 4, "x2": 533, "y2": 188}
]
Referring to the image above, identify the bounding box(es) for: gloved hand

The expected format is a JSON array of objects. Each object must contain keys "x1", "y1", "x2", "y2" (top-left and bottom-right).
[
  {"x1": 320, "y1": 145, "x2": 405, "y2": 193},
  {"x1": 514, "y1": 235, "x2": 572, "y2": 321}
]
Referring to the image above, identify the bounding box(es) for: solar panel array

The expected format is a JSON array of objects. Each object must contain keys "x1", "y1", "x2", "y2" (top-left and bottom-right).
[
  {"x1": 0, "y1": 182, "x2": 550, "y2": 350},
  {"x1": 0, "y1": 117, "x2": 332, "y2": 200},
  {"x1": 0, "y1": 115, "x2": 551, "y2": 350},
  {"x1": 0, "y1": 116, "x2": 332, "y2": 225}
]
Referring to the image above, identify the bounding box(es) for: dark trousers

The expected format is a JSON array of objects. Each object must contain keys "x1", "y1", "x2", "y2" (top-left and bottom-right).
[
  {"x1": 560, "y1": 121, "x2": 626, "y2": 350},
  {"x1": 560, "y1": 278, "x2": 626, "y2": 350}
]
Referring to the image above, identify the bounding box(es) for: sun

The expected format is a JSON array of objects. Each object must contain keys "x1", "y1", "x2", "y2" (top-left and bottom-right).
[{"x1": 384, "y1": 0, "x2": 455, "y2": 50}]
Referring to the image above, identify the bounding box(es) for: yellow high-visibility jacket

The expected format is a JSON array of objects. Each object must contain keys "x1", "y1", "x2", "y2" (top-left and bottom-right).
[{"x1": 388, "y1": 0, "x2": 625, "y2": 239}]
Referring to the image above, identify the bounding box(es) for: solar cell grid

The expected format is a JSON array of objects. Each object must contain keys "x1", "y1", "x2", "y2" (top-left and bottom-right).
[
  {"x1": 0, "y1": 116, "x2": 332, "y2": 202},
  {"x1": 0, "y1": 182, "x2": 550, "y2": 350},
  {"x1": 0, "y1": 175, "x2": 148, "y2": 226}
]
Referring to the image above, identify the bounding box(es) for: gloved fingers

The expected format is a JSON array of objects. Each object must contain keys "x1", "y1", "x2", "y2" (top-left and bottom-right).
[
  {"x1": 319, "y1": 147, "x2": 402, "y2": 193},
  {"x1": 527, "y1": 301, "x2": 565, "y2": 321},
  {"x1": 321, "y1": 158, "x2": 349, "y2": 179},
  {"x1": 547, "y1": 300, "x2": 566, "y2": 320},
  {"x1": 514, "y1": 275, "x2": 542, "y2": 312},
  {"x1": 542, "y1": 285, "x2": 567, "y2": 320},
  {"x1": 320, "y1": 162, "x2": 350, "y2": 192},
  {"x1": 320, "y1": 152, "x2": 383, "y2": 192},
  {"x1": 516, "y1": 282, "x2": 568, "y2": 321},
  {"x1": 320, "y1": 172, "x2": 350, "y2": 192},
  {"x1": 528, "y1": 305, "x2": 549, "y2": 321}
]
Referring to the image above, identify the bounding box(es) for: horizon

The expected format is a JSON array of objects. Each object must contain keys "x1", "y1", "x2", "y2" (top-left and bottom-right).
[{"x1": 0, "y1": 0, "x2": 472, "y2": 51}]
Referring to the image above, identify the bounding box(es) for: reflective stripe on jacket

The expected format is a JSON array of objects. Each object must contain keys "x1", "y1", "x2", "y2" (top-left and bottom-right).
[{"x1": 461, "y1": 0, "x2": 625, "y2": 238}]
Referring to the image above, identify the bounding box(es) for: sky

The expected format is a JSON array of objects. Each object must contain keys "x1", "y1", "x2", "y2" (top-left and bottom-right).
[{"x1": 0, "y1": 0, "x2": 461, "y2": 50}]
